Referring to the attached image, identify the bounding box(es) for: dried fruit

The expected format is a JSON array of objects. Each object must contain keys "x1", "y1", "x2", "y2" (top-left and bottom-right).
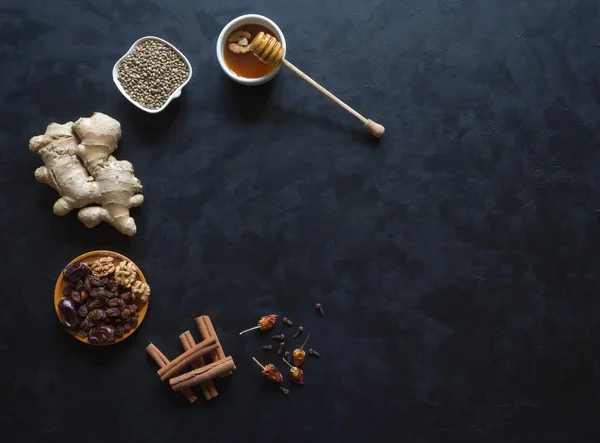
[
  {"x1": 121, "y1": 308, "x2": 131, "y2": 319},
  {"x1": 252, "y1": 358, "x2": 283, "y2": 384},
  {"x1": 75, "y1": 280, "x2": 84, "y2": 291},
  {"x1": 88, "y1": 309, "x2": 105, "y2": 321},
  {"x1": 239, "y1": 314, "x2": 278, "y2": 335},
  {"x1": 120, "y1": 292, "x2": 133, "y2": 303},
  {"x1": 91, "y1": 256, "x2": 116, "y2": 277},
  {"x1": 80, "y1": 290, "x2": 88, "y2": 302},
  {"x1": 88, "y1": 325, "x2": 116, "y2": 344},
  {"x1": 107, "y1": 298, "x2": 126, "y2": 309},
  {"x1": 114, "y1": 260, "x2": 138, "y2": 288},
  {"x1": 87, "y1": 298, "x2": 104, "y2": 310},
  {"x1": 58, "y1": 298, "x2": 78, "y2": 330},
  {"x1": 70, "y1": 291, "x2": 82, "y2": 304},
  {"x1": 90, "y1": 287, "x2": 107, "y2": 300},
  {"x1": 63, "y1": 262, "x2": 89, "y2": 283},
  {"x1": 105, "y1": 307, "x2": 121, "y2": 318},
  {"x1": 78, "y1": 305, "x2": 88, "y2": 318}
]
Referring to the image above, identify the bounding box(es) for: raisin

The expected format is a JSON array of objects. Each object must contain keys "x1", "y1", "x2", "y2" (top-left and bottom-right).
[
  {"x1": 120, "y1": 292, "x2": 133, "y2": 303},
  {"x1": 90, "y1": 288, "x2": 107, "y2": 300},
  {"x1": 58, "y1": 298, "x2": 78, "y2": 330},
  {"x1": 87, "y1": 298, "x2": 104, "y2": 310},
  {"x1": 113, "y1": 318, "x2": 123, "y2": 324},
  {"x1": 76, "y1": 329, "x2": 87, "y2": 338},
  {"x1": 105, "y1": 307, "x2": 121, "y2": 318},
  {"x1": 79, "y1": 318, "x2": 93, "y2": 331},
  {"x1": 63, "y1": 262, "x2": 89, "y2": 283},
  {"x1": 121, "y1": 308, "x2": 131, "y2": 319},
  {"x1": 127, "y1": 304, "x2": 138, "y2": 314},
  {"x1": 88, "y1": 309, "x2": 105, "y2": 321},
  {"x1": 115, "y1": 326, "x2": 125, "y2": 338},
  {"x1": 108, "y1": 298, "x2": 126, "y2": 309},
  {"x1": 63, "y1": 287, "x2": 72, "y2": 297},
  {"x1": 74, "y1": 280, "x2": 84, "y2": 291},
  {"x1": 78, "y1": 305, "x2": 88, "y2": 318},
  {"x1": 87, "y1": 275, "x2": 106, "y2": 288},
  {"x1": 71, "y1": 291, "x2": 82, "y2": 305},
  {"x1": 84, "y1": 279, "x2": 92, "y2": 293},
  {"x1": 88, "y1": 325, "x2": 116, "y2": 344},
  {"x1": 80, "y1": 291, "x2": 88, "y2": 302},
  {"x1": 123, "y1": 323, "x2": 133, "y2": 332}
]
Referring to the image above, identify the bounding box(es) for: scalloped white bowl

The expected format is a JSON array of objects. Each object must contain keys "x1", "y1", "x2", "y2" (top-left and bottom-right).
[{"x1": 113, "y1": 36, "x2": 192, "y2": 114}]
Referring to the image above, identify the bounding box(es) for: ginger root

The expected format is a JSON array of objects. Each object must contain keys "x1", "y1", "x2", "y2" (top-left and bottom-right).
[{"x1": 29, "y1": 112, "x2": 143, "y2": 236}]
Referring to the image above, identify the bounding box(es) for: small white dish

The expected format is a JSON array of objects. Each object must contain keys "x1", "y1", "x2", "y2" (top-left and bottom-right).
[
  {"x1": 112, "y1": 36, "x2": 192, "y2": 114},
  {"x1": 216, "y1": 14, "x2": 286, "y2": 86}
]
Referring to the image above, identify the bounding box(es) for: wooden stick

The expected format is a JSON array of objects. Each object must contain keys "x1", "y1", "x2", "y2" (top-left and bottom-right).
[
  {"x1": 145, "y1": 343, "x2": 197, "y2": 404},
  {"x1": 157, "y1": 337, "x2": 217, "y2": 381},
  {"x1": 196, "y1": 315, "x2": 232, "y2": 377},
  {"x1": 281, "y1": 58, "x2": 385, "y2": 138},
  {"x1": 179, "y1": 331, "x2": 218, "y2": 400},
  {"x1": 170, "y1": 357, "x2": 236, "y2": 392}
]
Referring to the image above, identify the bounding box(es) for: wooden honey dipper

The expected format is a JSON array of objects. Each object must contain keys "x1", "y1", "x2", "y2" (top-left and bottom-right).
[{"x1": 249, "y1": 32, "x2": 385, "y2": 138}]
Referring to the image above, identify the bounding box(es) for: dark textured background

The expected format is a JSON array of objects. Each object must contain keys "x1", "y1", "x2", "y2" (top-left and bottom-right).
[{"x1": 1, "y1": 0, "x2": 600, "y2": 441}]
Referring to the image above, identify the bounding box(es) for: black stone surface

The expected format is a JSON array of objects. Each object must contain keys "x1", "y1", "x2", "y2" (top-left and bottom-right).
[{"x1": 1, "y1": 0, "x2": 600, "y2": 441}]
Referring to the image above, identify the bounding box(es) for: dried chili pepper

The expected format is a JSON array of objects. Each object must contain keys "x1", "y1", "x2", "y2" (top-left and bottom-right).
[
  {"x1": 239, "y1": 314, "x2": 278, "y2": 335},
  {"x1": 283, "y1": 358, "x2": 305, "y2": 385},
  {"x1": 252, "y1": 357, "x2": 283, "y2": 384},
  {"x1": 292, "y1": 333, "x2": 311, "y2": 366}
]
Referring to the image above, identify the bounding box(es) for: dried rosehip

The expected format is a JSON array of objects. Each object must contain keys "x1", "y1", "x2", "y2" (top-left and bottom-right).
[
  {"x1": 239, "y1": 314, "x2": 278, "y2": 335},
  {"x1": 88, "y1": 325, "x2": 116, "y2": 344},
  {"x1": 262, "y1": 364, "x2": 283, "y2": 383},
  {"x1": 63, "y1": 262, "x2": 89, "y2": 283},
  {"x1": 58, "y1": 298, "x2": 78, "y2": 331},
  {"x1": 88, "y1": 309, "x2": 105, "y2": 321},
  {"x1": 78, "y1": 305, "x2": 88, "y2": 318},
  {"x1": 283, "y1": 359, "x2": 304, "y2": 385},
  {"x1": 108, "y1": 298, "x2": 126, "y2": 309}
]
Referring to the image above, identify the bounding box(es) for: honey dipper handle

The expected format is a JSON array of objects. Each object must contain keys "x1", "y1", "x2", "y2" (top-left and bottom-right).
[{"x1": 281, "y1": 59, "x2": 385, "y2": 138}]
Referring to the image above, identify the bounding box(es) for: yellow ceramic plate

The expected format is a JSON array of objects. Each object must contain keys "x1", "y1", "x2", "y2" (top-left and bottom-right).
[{"x1": 54, "y1": 250, "x2": 149, "y2": 345}]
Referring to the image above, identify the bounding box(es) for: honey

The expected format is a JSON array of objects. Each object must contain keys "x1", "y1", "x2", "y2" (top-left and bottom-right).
[{"x1": 224, "y1": 24, "x2": 276, "y2": 79}]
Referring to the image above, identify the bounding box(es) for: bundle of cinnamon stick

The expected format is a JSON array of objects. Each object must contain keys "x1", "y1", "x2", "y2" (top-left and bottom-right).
[{"x1": 146, "y1": 315, "x2": 235, "y2": 403}]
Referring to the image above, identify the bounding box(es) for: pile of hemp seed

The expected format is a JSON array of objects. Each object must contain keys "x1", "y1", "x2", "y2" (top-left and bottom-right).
[{"x1": 117, "y1": 39, "x2": 190, "y2": 110}]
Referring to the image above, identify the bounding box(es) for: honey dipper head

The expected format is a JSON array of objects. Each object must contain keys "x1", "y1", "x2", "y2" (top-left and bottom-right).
[{"x1": 249, "y1": 32, "x2": 285, "y2": 66}]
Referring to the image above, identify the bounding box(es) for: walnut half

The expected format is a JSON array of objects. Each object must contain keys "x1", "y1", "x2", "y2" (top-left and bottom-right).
[
  {"x1": 91, "y1": 257, "x2": 115, "y2": 277},
  {"x1": 132, "y1": 280, "x2": 150, "y2": 305},
  {"x1": 227, "y1": 30, "x2": 252, "y2": 54},
  {"x1": 114, "y1": 260, "x2": 138, "y2": 288}
]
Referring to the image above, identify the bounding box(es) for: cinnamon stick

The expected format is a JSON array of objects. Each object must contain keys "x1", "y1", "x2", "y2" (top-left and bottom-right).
[
  {"x1": 179, "y1": 331, "x2": 218, "y2": 400},
  {"x1": 157, "y1": 337, "x2": 217, "y2": 381},
  {"x1": 170, "y1": 356, "x2": 236, "y2": 392},
  {"x1": 145, "y1": 343, "x2": 197, "y2": 404},
  {"x1": 196, "y1": 315, "x2": 231, "y2": 375}
]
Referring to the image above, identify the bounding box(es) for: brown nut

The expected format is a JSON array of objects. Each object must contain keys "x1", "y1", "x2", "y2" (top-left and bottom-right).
[
  {"x1": 114, "y1": 260, "x2": 138, "y2": 288},
  {"x1": 227, "y1": 30, "x2": 252, "y2": 54},
  {"x1": 90, "y1": 257, "x2": 115, "y2": 277},
  {"x1": 131, "y1": 280, "x2": 150, "y2": 304}
]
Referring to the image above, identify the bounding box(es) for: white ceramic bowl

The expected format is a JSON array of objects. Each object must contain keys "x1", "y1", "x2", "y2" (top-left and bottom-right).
[
  {"x1": 216, "y1": 14, "x2": 286, "y2": 86},
  {"x1": 113, "y1": 36, "x2": 193, "y2": 113}
]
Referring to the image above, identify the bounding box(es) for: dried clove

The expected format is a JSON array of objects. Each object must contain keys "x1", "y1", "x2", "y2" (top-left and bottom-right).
[
  {"x1": 263, "y1": 344, "x2": 273, "y2": 351},
  {"x1": 284, "y1": 351, "x2": 291, "y2": 363},
  {"x1": 272, "y1": 334, "x2": 285, "y2": 342},
  {"x1": 277, "y1": 341, "x2": 285, "y2": 356},
  {"x1": 316, "y1": 303, "x2": 324, "y2": 316},
  {"x1": 279, "y1": 386, "x2": 289, "y2": 396},
  {"x1": 283, "y1": 317, "x2": 293, "y2": 327},
  {"x1": 293, "y1": 326, "x2": 304, "y2": 338},
  {"x1": 309, "y1": 348, "x2": 321, "y2": 358}
]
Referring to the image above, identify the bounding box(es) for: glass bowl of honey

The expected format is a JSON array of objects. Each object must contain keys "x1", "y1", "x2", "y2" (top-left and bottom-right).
[{"x1": 216, "y1": 14, "x2": 286, "y2": 85}]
